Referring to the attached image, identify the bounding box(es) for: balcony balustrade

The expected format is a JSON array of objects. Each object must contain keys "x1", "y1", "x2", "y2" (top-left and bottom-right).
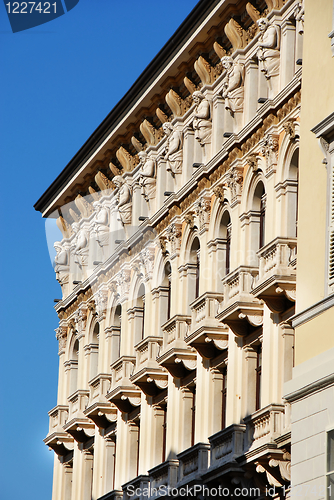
[
  {"x1": 63, "y1": 389, "x2": 95, "y2": 442},
  {"x1": 216, "y1": 266, "x2": 263, "y2": 337},
  {"x1": 186, "y1": 292, "x2": 228, "y2": 359},
  {"x1": 44, "y1": 405, "x2": 74, "y2": 456},
  {"x1": 157, "y1": 315, "x2": 196, "y2": 378},
  {"x1": 243, "y1": 404, "x2": 286, "y2": 461},
  {"x1": 177, "y1": 443, "x2": 210, "y2": 486},
  {"x1": 107, "y1": 356, "x2": 141, "y2": 413},
  {"x1": 130, "y1": 336, "x2": 168, "y2": 397},
  {"x1": 252, "y1": 237, "x2": 297, "y2": 313},
  {"x1": 209, "y1": 424, "x2": 246, "y2": 470},
  {"x1": 148, "y1": 460, "x2": 179, "y2": 496},
  {"x1": 84, "y1": 373, "x2": 118, "y2": 429},
  {"x1": 122, "y1": 475, "x2": 150, "y2": 500}
]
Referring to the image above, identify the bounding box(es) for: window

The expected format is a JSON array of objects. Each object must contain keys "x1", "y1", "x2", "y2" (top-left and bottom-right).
[
  {"x1": 191, "y1": 387, "x2": 196, "y2": 447},
  {"x1": 327, "y1": 430, "x2": 334, "y2": 499},
  {"x1": 259, "y1": 192, "x2": 266, "y2": 249},
  {"x1": 255, "y1": 345, "x2": 262, "y2": 411},
  {"x1": 311, "y1": 112, "x2": 334, "y2": 294},
  {"x1": 221, "y1": 368, "x2": 227, "y2": 429},
  {"x1": 190, "y1": 238, "x2": 200, "y2": 301},
  {"x1": 162, "y1": 404, "x2": 167, "y2": 462}
]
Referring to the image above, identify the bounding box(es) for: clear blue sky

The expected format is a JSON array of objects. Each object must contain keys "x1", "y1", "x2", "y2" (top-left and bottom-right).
[{"x1": 0, "y1": 1, "x2": 198, "y2": 498}]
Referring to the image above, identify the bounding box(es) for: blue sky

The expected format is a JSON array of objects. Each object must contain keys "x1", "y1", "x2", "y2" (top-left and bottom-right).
[{"x1": 0, "y1": 1, "x2": 199, "y2": 498}]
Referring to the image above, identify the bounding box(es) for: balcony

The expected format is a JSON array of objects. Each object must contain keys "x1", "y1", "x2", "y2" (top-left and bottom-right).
[
  {"x1": 216, "y1": 266, "x2": 263, "y2": 337},
  {"x1": 252, "y1": 237, "x2": 297, "y2": 313},
  {"x1": 157, "y1": 315, "x2": 196, "y2": 378},
  {"x1": 186, "y1": 292, "x2": 228, "y2": 359},
  {"x1": 84, "y1": 373, "x2": 118, "y2": 429},
  {"x1": 177, "y1": 442, "x2": 210, "y2": 486},
  {"x1": 243, "y1": 404, "x2": 286, "y2": 461},
  {"x1": 97, "y1": 490, "x2": 123, "y2": 500},
  {"x1": 44, "y1": 405, "x2": 74, "y2": 456},
  {"x1": 210, "y1": 424, "x2": 246, "y2": 468},
  {"x1": 63, "y1": 389, "x2": 95, "y2": 443},
  {"x1": 130, "y1": 336, "x2": 168, "y2": 397},
  {"x1": 107, "y1": 356, "x2": 141, "y2": 413},
  {"x1": 148, "y1": 460, "x2": 179, "y2": 495},
  {"x1": 122, "y1": 475, "x2": 150, "y2": 500}
]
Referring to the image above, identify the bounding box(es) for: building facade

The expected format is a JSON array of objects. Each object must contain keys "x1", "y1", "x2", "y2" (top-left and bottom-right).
[
  {"x1": 34, "y1": 0, "x2": 331, "y2": 499},
  {"x1": 283, "y1": 1, "x2": 334, "y2": 499}
]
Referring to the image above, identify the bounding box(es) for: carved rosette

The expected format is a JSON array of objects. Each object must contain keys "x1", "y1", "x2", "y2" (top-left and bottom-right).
[
  {"x1": 195, "y1": 196, "x2": 211, "y2": 232},
  {"x1": 166, "y1": 223, "x2": 182, "y2": 256},
  {"x1": 261, "y1": 134, "x2": 279, "y2": 175}
]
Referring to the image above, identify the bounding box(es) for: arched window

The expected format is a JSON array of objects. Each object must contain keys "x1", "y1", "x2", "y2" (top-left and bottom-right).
[
  {"x1": 254, "y1": 182, "x2": 266, "y2": 249},
  {"x1": 287, "y1": 149, "x2": 299, "y2": 237},
  {"x1": 68, "y1": 339, "x2": 79, "y2": 395},
  {"x1": 248, "y1": 181, "x2": 266, "y2": 266},
  {"x1": 190, "y1": 238, "x2": 200, "y2": 300},
  {"x1": 89, "y1": 322, "x2": 99, "y2": 381},
  {"x1": 133, "y1": 283, "x2": 145, "y2": 345},
  {"x1": 164, "y1": 262, "x2": 172, "y2": 321},
  {"x1": 219, "y1": 211, "x2": 232, "y2": 276}
]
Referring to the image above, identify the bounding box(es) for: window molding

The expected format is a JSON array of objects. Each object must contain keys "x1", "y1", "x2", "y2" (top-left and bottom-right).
[{"x1": 311, "y1": 112, "x2": 334, "y2": 295}]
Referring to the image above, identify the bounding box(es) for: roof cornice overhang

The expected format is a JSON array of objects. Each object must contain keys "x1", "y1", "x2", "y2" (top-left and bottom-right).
[{"x1": 34, "y1": 0, "x2": 223, "y2": 217}]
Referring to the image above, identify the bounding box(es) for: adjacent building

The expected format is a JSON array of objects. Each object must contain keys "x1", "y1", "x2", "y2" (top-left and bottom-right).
[{"x1": 34, "y1": 0, "x2": 333, "y2": 499}]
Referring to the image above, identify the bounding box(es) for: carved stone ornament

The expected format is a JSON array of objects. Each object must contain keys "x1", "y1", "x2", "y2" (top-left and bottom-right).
[
  {"x1": 213, "y1": 185, "x2": 226, "y2": 202},
  {"x1": 257, "y1": 18, "x2": 281, "y2": 95},
  {"x1": 113, "y1": 176, "x2": 132, "y2": 225},
  {"x1": 53, "y1": 241, "x2": 69, "y2": 294},
  {"x1": 162, "y1": 122, "x2": 183, "y2": 176},
  {"x1": 94, "y1": 288, "x2": 108, "y2": 320},
  {"x1": 247, "y1": 155, "x2": 259, "y2": 172},
  {"x1": 224, "y1": 167, "x2": 243, "y2": 200},
  {"x1": 72, "y1": 223, "x2": 89, "y2": 270},
  {"x1": 195, "y1": 196, "x2": 211, "y2": 231},
  {"x1": 139, "y1": 247, "x2": 155, "y2": 279},
  {"x1": 261, "y1": 133, "x2": 279, "y2": 174},
  {"x1": 93, "y1": 202, "x2": 109, "y2": 249},
  {"x1": 138, "y1": 151, "x2": 156, "y2": 203},
  {"x1": 184, "y1": 213, "x2": 195, "y2": 229},
  {"x1": 166, "y1": 223, "x2": 182, "y2": 255},
  {"x1": 295, "y1": 1, "x2": 304, "y2": 35},
  {"x1": 283, "y1": 119, "x2": 299, "y2": 141},
  {"x1": 55, "y1": 325, "x2": 68, "y2": 352},
  {"x1": 116, "y1": 269, "x2": 131, "y2": 301},
  {"x1": 158, "y1": 236, "x2": 168, "y2": 256},
  {"x1": 192, "y1": 91, "x2": 212, "y2": 147},
  {"x1": 221, "y1": 56, "x2": 244, "y2": 117},
  {"x1": 76, "y1": 304, "x2": 88, "y2": 336}
]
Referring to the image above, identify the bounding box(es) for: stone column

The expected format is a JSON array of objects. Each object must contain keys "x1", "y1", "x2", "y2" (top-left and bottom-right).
[
  {"x1": 181, "y1": 387, "x2": 195, "y2": 450},
  {"x1": 128, "y1": 421, "x2": 140, "y2": 480},
  {"x1": 82, "y1": 450, "x2": 94, "y2": 500},
  {"x1": 105, "y1": 437, "x2": 117, "y2": 493},
  {"x1": 212, "y1": 94, "x2": 225, "y2": 155},
  {"x1": 280, "y1": 20, "x2": 296, "y2": 88},
  {"x1": 281, "y1": 323, "x2": 295, "y2": 383},
  {"x1": 63, "y1": 463, "x2": 73, "y2": 500},
  {"x1": 152, "y1": 405, "x2": 166, "y2": 465},
  {"x1": 244, "y1": 347, "x2": 258, "y2": 416},
  {"x1": 211, "y1": 368, "x2": 225, "y2": 435},
  {"x1": 156, "y1": 157, "x2": 174, "y2": 207},
  {"x1": 244, "y1": 59, "x2": 259, "y2": 124}
]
